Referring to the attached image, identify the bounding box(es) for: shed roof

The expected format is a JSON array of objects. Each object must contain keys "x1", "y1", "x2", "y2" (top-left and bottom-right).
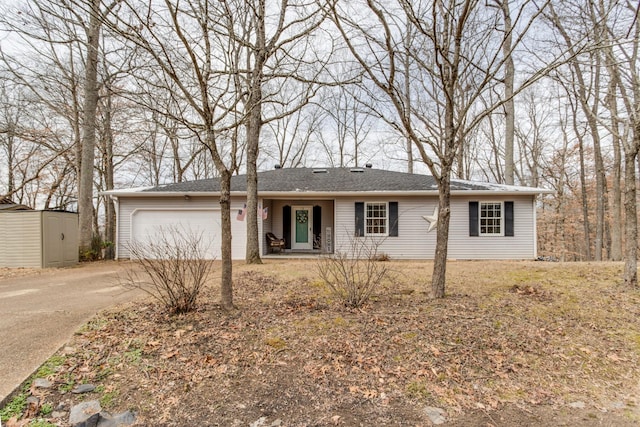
[{"x1": 0, "y1": 196, "x2": 32, "y2": 211}]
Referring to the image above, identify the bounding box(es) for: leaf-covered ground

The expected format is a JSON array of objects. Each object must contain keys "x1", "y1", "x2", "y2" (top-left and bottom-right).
[{"x1": 8, "y1": 260, "x2": 640, "y2": 426}]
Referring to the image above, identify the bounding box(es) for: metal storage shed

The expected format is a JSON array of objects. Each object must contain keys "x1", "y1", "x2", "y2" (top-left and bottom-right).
[{"x1": 0, "y1": 210, "x2": 79, "y2": 268}]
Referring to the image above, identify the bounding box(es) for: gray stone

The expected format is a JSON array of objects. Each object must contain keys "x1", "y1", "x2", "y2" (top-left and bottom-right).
[
  {"x1": 72, "y1": 384, "x2": 96, "y2": 394},
  {"x1": 568, "y1": 401, "x2": 586, "y2": 409},
  {"x1": 33, "y1": 378, "x2": 53, "y2": 389},
  {"x1": 75, "y1": 412, "x2": 101, "y2": 427},
  {"x1": 52, "y1": 410, "x2": 67, "y2": 419},
  {"x1": 96, "y1": 411, "x2": 137, "y2": 427},
  {"x1": 424, "y1": 406, "x2": 447, "y2": 425},
  {"x1": 270, "y1": 420, "x2": 283, "y2": 427},
  {"x1": 69, "y1": 400, "x2": 102, "y2": 425}
]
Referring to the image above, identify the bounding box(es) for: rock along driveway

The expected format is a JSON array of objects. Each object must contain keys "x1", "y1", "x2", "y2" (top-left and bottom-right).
[{"x1": 0, "y1": 261, "x2": 143, "y2": 405}]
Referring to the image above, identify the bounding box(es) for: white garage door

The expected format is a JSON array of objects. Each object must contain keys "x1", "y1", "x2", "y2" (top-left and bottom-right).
[{"x1": 131, "y1": 209, "x2": 220, "y2": 259}]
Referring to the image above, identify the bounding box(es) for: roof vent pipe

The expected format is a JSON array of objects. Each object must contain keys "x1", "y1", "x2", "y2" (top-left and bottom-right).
[
  {"x1": 365, "y1": 163, "x2": 373, "y2": 168},
  {"x1": 274, "y1": 164, "x2": 281, "y2": 169}
]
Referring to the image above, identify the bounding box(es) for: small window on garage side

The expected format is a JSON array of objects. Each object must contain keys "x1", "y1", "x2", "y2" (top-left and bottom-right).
[
  {"x1": 366, "y1": 202, "x2": 388, "y2": 236},
  {"x1": 480, "y1": 202, "x2": 503, "y2": 236}
]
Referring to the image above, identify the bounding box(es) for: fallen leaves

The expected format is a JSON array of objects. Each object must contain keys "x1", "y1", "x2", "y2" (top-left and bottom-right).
[{"x1": 20, "y1": 261, "x2": 640, "y2": 426}]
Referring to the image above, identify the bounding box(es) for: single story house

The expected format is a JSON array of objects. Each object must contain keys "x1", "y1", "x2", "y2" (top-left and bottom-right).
[{"x1": 104, "y1": 166, "x2": 552, "y2": 260}]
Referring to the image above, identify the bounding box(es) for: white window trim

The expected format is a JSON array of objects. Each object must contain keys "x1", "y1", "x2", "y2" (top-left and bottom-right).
[
  {"x1": 479, "y1": 201, "x2": 504, "y2": 237},
  {"x1": 365, "y1": 201, "x2": 389, "y2": 237}
]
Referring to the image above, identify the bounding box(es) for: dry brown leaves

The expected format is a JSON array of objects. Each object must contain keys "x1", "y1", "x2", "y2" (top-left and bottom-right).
[{"x1": 28, "y1": 261, "x2": 640, "y2": 426}]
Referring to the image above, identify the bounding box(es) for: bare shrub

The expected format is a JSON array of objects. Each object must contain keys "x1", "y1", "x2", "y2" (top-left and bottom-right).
[
  {"x1": 316, "y1": 236, "x2": 390, "y2": 308},
  {"x1": 123, "y1": 225, "x2": 214, "y2": 314}
]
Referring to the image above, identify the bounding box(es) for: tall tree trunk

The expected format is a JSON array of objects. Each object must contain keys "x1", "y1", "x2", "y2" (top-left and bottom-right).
[
  {"x1": 501, "y1": 0, "x2": 515, "y2": 185},
  {"x1": 432, "y1": 174, "x2": 451, "y2": 298},
  {"x1": 574, "y1": 112, "x2": 592, "y2": 260},
  {"x1": 103, "y1": 86, "x2": 116, "y2": 260},
  {"x1": 7, "y1": 128, "x2": 14, "y2": 194},
  {"x1": 218, "y1": 167, "x2": 235, "y2": 310},
  {"x1": 404, "y1": 20, "x2": 413, "y2": 174},
  {"x1": 245, "y1": 0, "x2": 266, "y2": 265},
  {"x1": 623, "y1": 131, "x2": 638, "y2": 286},
  {"x1": 588, "y1": 60, "x2": 607, "y2": 260},
  {"x1": 78, "y1": 0, "x2": 100, "y2": 254},
  {"x1": 608, "y1": 84, "x2": 623, "y2": 261}
]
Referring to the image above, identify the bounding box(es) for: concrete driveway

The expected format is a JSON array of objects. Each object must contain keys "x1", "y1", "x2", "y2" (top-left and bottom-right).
[{"x1": 0, "y1": 261, "x2": 143, "y2": 405}]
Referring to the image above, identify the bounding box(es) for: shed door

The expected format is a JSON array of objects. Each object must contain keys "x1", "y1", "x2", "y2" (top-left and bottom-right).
[
  {"x1": 131, "y1": 209, "x2": 220, "y2": 259},
  {"x1": 62, "y1": 215, "x2": 79, "y2": 265},
  {"x1": 43, "y1": 213, "x2": 79, "y2": 267},
  {"x1": 44, "y1": 215, "x2": 63, "y2": 267}
]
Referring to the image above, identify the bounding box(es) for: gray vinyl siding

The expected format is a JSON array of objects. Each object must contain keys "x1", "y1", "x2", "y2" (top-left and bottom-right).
[
  {"x1": 334, "y1": 196, "x2": 437, "y2": 259},
  {"x1": 448, "y1": 195, "x2": 536, "y2": 259},
  {"x1": 116, "y1": 194, "x2": 537, "y2": 261},
  {"x1": 116, "y1": 196, "x2": 247, "y2": 260},
  {"x1": 334, "y1": 195, "x2": 536, "y2": 260}
]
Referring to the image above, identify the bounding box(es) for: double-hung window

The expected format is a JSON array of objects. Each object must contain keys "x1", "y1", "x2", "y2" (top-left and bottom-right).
[
  {"x1": 480, "y1": 202, "x2": 503, "y2": 236},
  {"x1": 469, "y1": 201, "x2": 514, "y2": 237},
  {"x1": 365, "y1": 202, "x2": 388, "y2": 236},
  {"x1": 355, "y1": 201, "x2": 399, "y2": 237}
]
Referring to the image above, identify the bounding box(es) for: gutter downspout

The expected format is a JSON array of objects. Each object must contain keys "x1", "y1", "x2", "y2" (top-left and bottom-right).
[{"x1": 110, "y1": 195, "x2": 119, "y2": 259}]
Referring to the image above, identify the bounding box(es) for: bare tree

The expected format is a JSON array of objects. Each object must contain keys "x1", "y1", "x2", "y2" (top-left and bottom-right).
[
  {"x1": 329, "y1": 0, "x2": 554, "y2": 298},
  {"x1": 105, "y1": 0, "x2": 247, "y2": 310},
  {"x1": 491, "y1": 0, "x2": 516, "y2": 185},
  {"x1": 264, "y1": 101, "x2": 322, "y2": 168},
  {"x1": 214, "y1": 0, "x2": 329, "y2": 264},
  {"x1": 316, "y1": 85, "x2": 374, "y2": 168},
  {"x1": 547, "y1": 1, "x2": 609, "y2": 260}
]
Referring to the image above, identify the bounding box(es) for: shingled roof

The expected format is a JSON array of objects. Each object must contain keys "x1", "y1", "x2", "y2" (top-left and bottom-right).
[
  {"x1": 134, "y1": 167, "x2": 548, "y2": 195},
  {"x1": 0, "y1": 196, "x2": 32, "y2": 211}
]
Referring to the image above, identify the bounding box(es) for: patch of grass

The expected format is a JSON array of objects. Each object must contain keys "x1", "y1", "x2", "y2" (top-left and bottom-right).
[
  {"x1": 124, "y1": 348, "x2": 143, "y2": 364},
  {"x1": 100, "y1": 390, "x2": 119, "y2": 409},
  {"x1": 332, "y1": 316, "x2": 348, "y2": 327},
  {"x1": 264, "y1": 336, "x2": 287, "y2": 350},
  {"x1": 0, "y1": 393, "x2": 27, "y2": 422},
  {"x1": 406, "y1": 381, "x2": 431, "y2": 400},
  {"x1": 29, "y1": 418, "x2": 58, "y2": 427},
  {"x1": 58, "y1": 378, "x2": 75, "y2": 394},
  {"x1": 39, "y1": 403, "x2": 53, "y2": 416},
  {"x1": 35, "y1": 355, "x2": 66, "y2": 378},
  {"x1": 76, "y1": 317, "x2": 108, "y2": 334},
  {"x1": 95, "y1": 366, "x2": 114, "y2": 381},
  {"x1": 402, "y1": 332, "x2": 418, "y2": 340}
]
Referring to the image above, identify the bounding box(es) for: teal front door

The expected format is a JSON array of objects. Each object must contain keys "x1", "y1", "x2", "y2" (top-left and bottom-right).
[{"x1": 292, "y1": 206, "x2": 312, "y2": 250}]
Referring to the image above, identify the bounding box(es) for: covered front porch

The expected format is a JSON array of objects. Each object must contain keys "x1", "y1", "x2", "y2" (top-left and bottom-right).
[{"x1": 261, "y1": 199, "x2": 335, "y2": 256}]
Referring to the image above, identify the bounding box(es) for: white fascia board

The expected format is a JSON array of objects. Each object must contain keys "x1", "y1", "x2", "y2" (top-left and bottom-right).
[
  {"x1": 102, "y1": 188, "x2": 554, "y2": 198},
  {"x1": 450, "y1": 189, "x2": 555, "y2": 196}
]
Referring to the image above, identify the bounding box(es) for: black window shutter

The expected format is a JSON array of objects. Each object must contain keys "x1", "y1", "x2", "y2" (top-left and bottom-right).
[
  {"x1": 283, "y1": 205, "x2": 291, "y2": 249},
  {"x1": 469, "y1": 201, "x2": 479, "y2": 236},
  {"x1": 355, "y1": 202, "x2": 364, "y2": 236},
  {"x1": 313, "y1": 205, "x2": 322, "y2": 246},
  {"x1": 504, "y1": 201, "x2": 514, "y2": 236},
  {"x1": 389, "y1": 202, "x2": 398, "y2": 237}
]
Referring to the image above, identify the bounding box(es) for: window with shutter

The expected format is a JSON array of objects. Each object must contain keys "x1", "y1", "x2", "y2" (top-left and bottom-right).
[
  {"x1": 469, "y1": 201, "x2": 514, "y2": 237},
  {"x1": 355, "y1": 201, "x2": 398, "y2": 237}
]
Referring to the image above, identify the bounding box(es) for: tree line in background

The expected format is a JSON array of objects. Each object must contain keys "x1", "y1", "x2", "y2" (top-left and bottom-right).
[{"x1": 0, "y1": 0, "x2": 638, "y2": 301}]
